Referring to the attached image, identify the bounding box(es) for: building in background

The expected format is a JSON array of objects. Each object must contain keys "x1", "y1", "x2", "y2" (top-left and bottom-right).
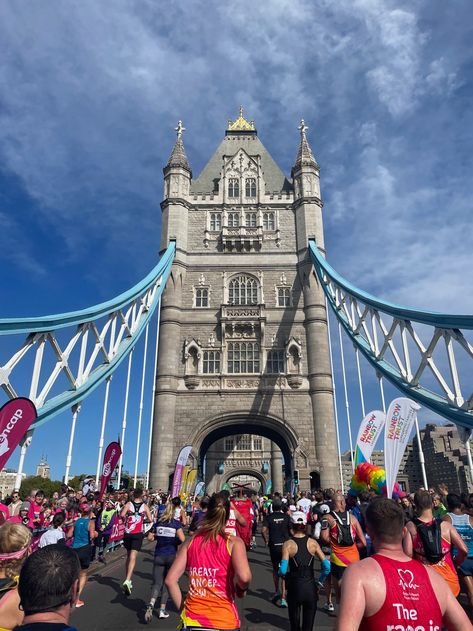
[
  {"x1": 36, "y1": 456, "x2": 51, "y2": 479},
  {"x1": 0, "y1": 469, "x2": 26, "y2": 497},
  {"x1": 341, "y1": 422, "x2": 473, "y2": 495}
]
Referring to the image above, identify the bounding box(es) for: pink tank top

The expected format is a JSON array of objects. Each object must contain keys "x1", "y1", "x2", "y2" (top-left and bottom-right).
[
  {"x1": 181, "y1": 533, "x2": 239, "y2": 630},
  {"x1": 360, "y1": 554, "x2": 442, "y2": 631}
]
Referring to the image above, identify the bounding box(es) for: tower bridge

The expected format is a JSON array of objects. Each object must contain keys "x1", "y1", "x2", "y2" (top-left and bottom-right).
[{"x1": 0, "y1": 109, "x2": 472, "y2": 492}]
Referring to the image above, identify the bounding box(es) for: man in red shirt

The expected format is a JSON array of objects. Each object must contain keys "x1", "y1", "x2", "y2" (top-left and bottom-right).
[{"x1": 336, "y1": 497, "x2": 471, "y2": 631}]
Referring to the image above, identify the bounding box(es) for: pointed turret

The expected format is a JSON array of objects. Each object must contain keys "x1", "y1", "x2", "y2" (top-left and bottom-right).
[
  {"x1": 166, "y1": 120, "x2": 192, "y2": 173},
  {"x1": 163, "y1": 120, "x2": 192, "y2": 200},
  {"x1": 291, "y1": 119, "x2": 321, "y2": 201},
  {"x1": 293, "y1": 119, "x2": 318, "y2": 169}
]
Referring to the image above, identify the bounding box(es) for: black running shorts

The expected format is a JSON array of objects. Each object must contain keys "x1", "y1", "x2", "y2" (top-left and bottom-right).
[{"x1": 123, "y1": 533, "x2": 144, "y2": 552}]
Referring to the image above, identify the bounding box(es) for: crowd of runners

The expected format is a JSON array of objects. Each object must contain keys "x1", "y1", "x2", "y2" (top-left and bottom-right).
[{"x1": 1, "y1": 482, "x2": 473, "y2": 630}]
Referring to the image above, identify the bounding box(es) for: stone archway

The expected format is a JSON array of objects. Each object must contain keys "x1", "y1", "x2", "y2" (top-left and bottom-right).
[
  {"x1": 224, "y1": 468, "x2": 266, "y2": 495},
  {"x1": 190, "y1": 411, "x2": 299, "y2": 494}
]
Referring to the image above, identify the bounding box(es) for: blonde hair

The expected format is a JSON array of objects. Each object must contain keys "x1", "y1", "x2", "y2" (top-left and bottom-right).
[
  {"x1": 0, "y1": 523, "x2": 32, "y2": 578},
  {"x1": 197, "y1": 493, "x2": 229, "y2": 543},
  {"x1": 158, "y1": 501, "x2": 175, "y2": 523}
]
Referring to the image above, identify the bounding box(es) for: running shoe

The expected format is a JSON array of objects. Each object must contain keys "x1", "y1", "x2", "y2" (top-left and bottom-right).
[
  {"x1": 324, "y1": 602, "x2": 335, "y2": 612},
  {"x1": 280, "y1": 598, "x2": 288, "y2": 608},
  {"x1": 122, "y1": 579, "x2": 132, "y2": 596},
  {"x1": 75, "y1": 600, "x2": 85, "y2": 608},
  {"x1": 271, "y1": 591, "x2": 281, "y2": 603},
  {"x1": 159, "y1": 609, "x2": 170, "y2": 619},
  {"x1": 144, "y1": 605, "x2": 154, "y2": 623}
]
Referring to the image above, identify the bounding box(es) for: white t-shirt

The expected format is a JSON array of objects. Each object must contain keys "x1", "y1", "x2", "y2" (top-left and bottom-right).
[
  {"x1": 39, "y1": 528, "x2": 66, "y2": 548},
  {"x1": 297, "y1": 497, "x2": 312, "y2": 515}
]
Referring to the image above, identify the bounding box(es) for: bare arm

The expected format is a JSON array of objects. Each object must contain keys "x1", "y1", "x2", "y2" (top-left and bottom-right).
[
  {"x1": 427, "y1": 566, "x2": 473, "y2": 631},
  {"x1": 165, "y1": 541, "x2": 189, "y2": 611},
  {"x1": 309, "y1": 538, "x2": 326, "y2": 563},
  {"x1": 230, "y1": 537, "x2": 252, "y2": 595},
  {"x1": 231, "y1": 504, "x2": 247, "y2": 527},
  {"x1": 89, "y1": 518, "x2": 97, "y2": 539},
  {"x1": 261, "y1": 525, "x2": 269, "y2": 545},
  {"x1": 448, "y1": 524, "x2": 467, "y2": 566},
  {"x1": 402, "y1": 524, "x2": 414, "y2": 558},
  {"x1": 120, "y1": 502, "x2": 130, "y2": 519},
  {"x1": 177, "y1": 527, "x2": 186, "y2": 544},
  {"x1": 144, "y1": 505, "x2": 153, "y2": 523},
  {"x1": 336, "y1": 564, "x2": 367, "y2": 631},
  {"x1": 352, "y1": 515, "x2": 366, "y2": 548},
  {"x1": 320, "y1": 517, "x2": 332, "y2": 545}
]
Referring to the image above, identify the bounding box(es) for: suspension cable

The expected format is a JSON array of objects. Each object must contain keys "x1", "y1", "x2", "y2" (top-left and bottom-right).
[
  {"x1": 117, "y1": 349, "x2": 134, "y2": 489},
  {"x1": 95, "y1": 377, "x2": 112, "y2": 486},
  {"x1": 134, "y1": 324, "x2": 149, "y2": 487},
  {"x1": 355, "y1": 348, "x2": 366, "y2": 418},
  {"x1": 146, "y1": 298, "x2": 161, "y2": 489},
  {"x1": 338, "y1": 322, "x2": 354, "y2": 472},
  {"x1": 326, "y1": 300, "x2": 344, "y2": 493}
]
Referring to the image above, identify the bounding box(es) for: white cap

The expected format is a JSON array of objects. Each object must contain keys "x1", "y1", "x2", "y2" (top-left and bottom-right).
[
  {"x1": 319, "y1": 503, "x2": 330, "y2": 514},
  {"x1": 290, "y1": 511, "x2": 307, "y2": 525}
]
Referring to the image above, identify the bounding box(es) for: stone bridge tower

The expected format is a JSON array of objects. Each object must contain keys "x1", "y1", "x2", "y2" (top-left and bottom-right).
[{"x1": 150, "y1": 111, "x2": 339, "y2": 492}]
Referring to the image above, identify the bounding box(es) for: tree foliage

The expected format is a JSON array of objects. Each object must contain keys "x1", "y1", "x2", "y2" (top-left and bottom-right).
[{"x1": 19, "y1": 476, "x2": 63, "y2": 500}]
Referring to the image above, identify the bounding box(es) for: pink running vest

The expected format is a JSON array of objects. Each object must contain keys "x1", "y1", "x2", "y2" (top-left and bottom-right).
[{"x1": 360, "y1": 554, "x2": 443, "y2": 631}]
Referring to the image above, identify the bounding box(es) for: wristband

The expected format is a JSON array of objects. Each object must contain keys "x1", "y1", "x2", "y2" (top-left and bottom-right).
[
  {"x1": 318, "y1": 558, "x2": 330, "y2": 585},
  {"x1": 278, "y1": 559, "x2": 288, "y2": 576}
]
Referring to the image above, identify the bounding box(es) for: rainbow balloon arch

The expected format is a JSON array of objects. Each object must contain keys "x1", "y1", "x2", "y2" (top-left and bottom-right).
[{"x1": 349, "y1": 462, "x2": 405, "y2": 499}]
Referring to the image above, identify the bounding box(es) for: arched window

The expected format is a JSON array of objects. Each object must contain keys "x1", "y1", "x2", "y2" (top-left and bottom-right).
[
  {"x1": 263, "y1": 212, "x2": 275, "y2": 230},
  {"x1": 228, "y1": 212, "x2": 240, "y2": 228},
  {"x1": 228, "y1": 178, "x2": 239, "y2": 198},
  {"x1": 228, "y1": 275, "x2": 258, "y2": 305},
  {"x1": 227, "y1": 341, "x2": 260, "y2": 373},
  {"x1": 210, "y1": 213, "x2": 221, "y2": 231},
  {"x1": 245, "y1": 212, "x2": 257, "y2": 228},
  {"x1": 245, "y1": 178, "x2": 256, "y2": 197}
]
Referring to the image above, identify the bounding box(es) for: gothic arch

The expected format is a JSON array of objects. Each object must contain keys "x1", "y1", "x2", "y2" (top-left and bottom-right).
[
  {"x1": 224, "y1": 468, "x2": 266, "y2": 493},
  {"x1": 190, "y1": 411, "x2": 298, "y2": 477}
]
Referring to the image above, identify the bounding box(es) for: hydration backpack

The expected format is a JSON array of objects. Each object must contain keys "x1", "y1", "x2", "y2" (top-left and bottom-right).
[
  {"x1": 331, "y1": 510, "x2": 355, "y2": 547},
  {"x1": 414, "y1": 517, "x2": 445, "y2": 564}
]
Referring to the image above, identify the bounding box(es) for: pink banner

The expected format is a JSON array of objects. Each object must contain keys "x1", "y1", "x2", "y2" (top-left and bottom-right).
[
  {"x1": 171, "y1": 444, "x2": 192, "y2": 496},
  {"x1": 0, "y1": 398, "x2": 37, "y2": 470},
  {"x1": 109, "y1": 520, "x2": 125, "y2": 542},
  {"x1": 99, "y1": 441, "x2": 122, "y2": 498}
]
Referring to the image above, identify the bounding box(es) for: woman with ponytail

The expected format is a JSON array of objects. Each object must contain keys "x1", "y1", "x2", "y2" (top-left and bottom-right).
[
  {"x1": 144, "y1": 499, "x2": 185, "y2": 623},
  {"x1": 0, "y1": 522, "x2": 31, "y2": 630},
  {"x1": 166, "y1": 492, "x2": 252, "y2": 630}
]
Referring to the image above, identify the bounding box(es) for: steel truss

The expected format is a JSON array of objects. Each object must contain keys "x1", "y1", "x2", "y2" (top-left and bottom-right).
[
  {"x1": 0, "y1": 242, "x2": 175, "y2": 428},
  {"x1": 309, "y1": 240, "x2": 473, "y2": 429}
]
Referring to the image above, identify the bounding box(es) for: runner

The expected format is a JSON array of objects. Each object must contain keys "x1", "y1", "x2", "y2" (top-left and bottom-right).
[
  {"x1": 403, "y1": 489, "x2": 467, "y2": 596},
  {"x1": 261, "y1": 498, "x2": 291, "y2": 607},
  {"x1": 0, "y1": 522, "x2": 31, "y2": 630},
  {"x1": 38, "y1": 512, "x2": 66, "y2": 548},
  {"x1": 279, "y1": 511, "x2": 330, "y2": 631},
  {"x1": 321, "y1": 492, "x2": 365, "y2": 601},
  {"x1": 313, "y1": 503, "x2": 334, "y2": 612},
  {"x1": 144, "y1": 499, "x2": 185, "y2": 623},
  {"x1": 165, "y1": 492, "x2": 252, "y2": 630},
  {"x1": 69, "y1": 503, "x2": 97, "y2": 608},
  {"x1": 218, "y1": 490, "x2": 247, "y2": 537},
  {"x1": 188, "y1": 498, "x2": 209, "y2": 535},
  {"x1": 336, "y1": 497, "x2": 472, "y2": 631},
  {"x1": 443, "y1": 492, "x2": 473, "y2": 609},
  {"x1": 120, "y1": 488, "x2": 153, "y2": 596},
  {"x1": 95, "y1": 498, "x2": 117, "y2": 563}
]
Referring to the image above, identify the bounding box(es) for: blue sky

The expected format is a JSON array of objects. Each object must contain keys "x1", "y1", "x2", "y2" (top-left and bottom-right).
[{"x1": 1, "y1": 1, "x2": 472, "y2": 481}]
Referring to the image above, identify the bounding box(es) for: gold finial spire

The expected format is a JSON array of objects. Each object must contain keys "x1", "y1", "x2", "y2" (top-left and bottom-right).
[{"x1": 227, "y1": 107, "x2": 256, "y2": 132}]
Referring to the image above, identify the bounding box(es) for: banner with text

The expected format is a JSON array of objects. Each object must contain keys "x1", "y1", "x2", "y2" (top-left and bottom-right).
[
  {"x1": 0, "y1": 398, "x2": 37, "y2": 471},
  {"x1": 384, "y1": 398, "x2": 420, "y2": 498},
  {"x1": 185, "y1": 469, "x2": 197, "y2": 494},
  {"x1": 354, "y1": 410, "x2": 386, "y2": 467},
  {"x1": 99, "y1": 441, "x2": 122, "y2": 498},
  {"x1": 195, "y1": 481, "x2": 205, "y2": 497},
  {"x1": 179, "y1": 465, "x2": 190, "y2": 496},
  {"x1": 171, "y1": 445, "x2": 192, "y2": 497}
]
